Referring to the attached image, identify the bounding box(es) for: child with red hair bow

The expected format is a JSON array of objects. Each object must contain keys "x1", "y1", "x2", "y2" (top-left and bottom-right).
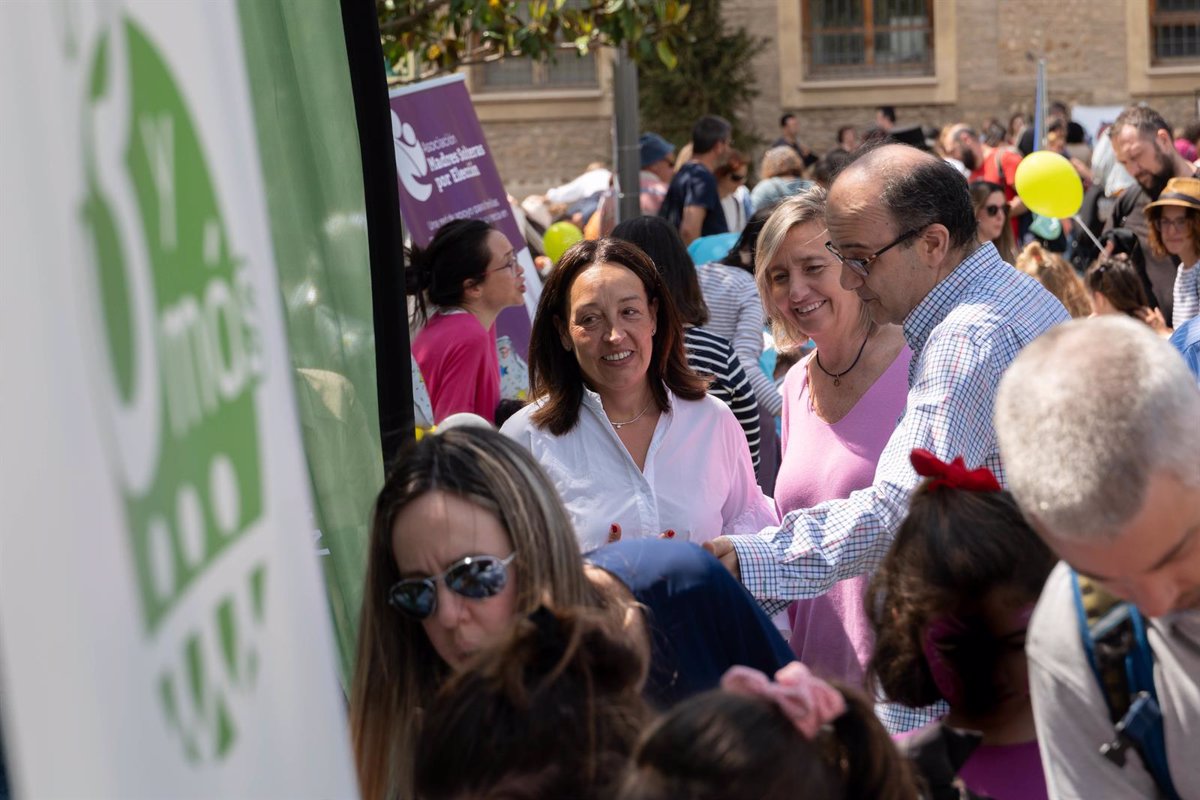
[{"x1": 866, "y1": 449, "x2": 1057, "y2": 800}]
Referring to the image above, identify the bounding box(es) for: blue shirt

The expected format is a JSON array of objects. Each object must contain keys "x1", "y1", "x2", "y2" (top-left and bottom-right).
[
  {"x1": 1171, "y1": 317, "x2": 1200, "y2": 384},
  {"x1": 731, "y1": 243, "x2": 1069, "y2": 604},
  {"x1": 586, "y1": 539, "x2": 792, "y2": 708},
  {"x1": 659, "y1": 162, "x2": 728, "y2": 238}
]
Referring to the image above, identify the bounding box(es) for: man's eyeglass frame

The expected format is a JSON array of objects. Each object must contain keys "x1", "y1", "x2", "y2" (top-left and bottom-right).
[{"x1": 825, "y1": 227, "x2": 924, "y2": 278}]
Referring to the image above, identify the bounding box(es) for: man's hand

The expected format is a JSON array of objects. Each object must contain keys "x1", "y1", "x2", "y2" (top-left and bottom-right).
[{"x1": 702, "y1": 536, "x2": 741, "y2": 582}]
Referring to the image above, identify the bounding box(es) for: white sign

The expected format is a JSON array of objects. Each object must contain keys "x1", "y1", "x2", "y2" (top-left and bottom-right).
[{"x1": 0, "y1": 3, "x2": 359, "y2": 797}]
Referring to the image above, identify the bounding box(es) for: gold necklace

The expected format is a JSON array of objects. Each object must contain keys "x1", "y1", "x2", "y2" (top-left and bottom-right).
[{"x1": 609, "y1": 399, "x2": 653, "y2": 429}]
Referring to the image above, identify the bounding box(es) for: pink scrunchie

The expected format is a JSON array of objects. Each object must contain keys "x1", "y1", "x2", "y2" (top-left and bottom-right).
[{"x1": 720, "y1": 662, "x2": 847, "y2": 739}]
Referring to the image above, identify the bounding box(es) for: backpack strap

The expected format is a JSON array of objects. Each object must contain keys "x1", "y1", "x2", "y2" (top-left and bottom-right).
[{"x1": 1070, "y1": 571, "x2": 1180, "y2": 799}]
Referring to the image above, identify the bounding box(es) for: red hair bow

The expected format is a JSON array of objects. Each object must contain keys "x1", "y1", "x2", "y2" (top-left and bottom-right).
[{"x1": 910, "y1": 449, "x2": 1001, "y2": 493}]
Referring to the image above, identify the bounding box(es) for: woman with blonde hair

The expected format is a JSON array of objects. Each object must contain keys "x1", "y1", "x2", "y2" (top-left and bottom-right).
[
  {"x1": 752, "y1": 188, "x2": 932, "y2": 732},
  {"x1": 1014, "y1": 242, "x2": 1091, "y2": 318}
]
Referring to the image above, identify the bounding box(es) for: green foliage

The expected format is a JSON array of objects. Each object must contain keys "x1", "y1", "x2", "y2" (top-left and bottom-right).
[
  {"x1": 637, "y1": 0, "x2": 763, "y2": 153},
  {"x1": 377, "y1": 0, "x2": 692, "y2": 82}
]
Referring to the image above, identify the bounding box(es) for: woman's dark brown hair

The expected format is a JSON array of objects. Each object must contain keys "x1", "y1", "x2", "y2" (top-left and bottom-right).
[
  {"x1": 611, "y1": 215, "x2": 709, "y2": 327},
  {"x1": 618, "y1": 682, "x2": 918, "y2": 800},
  {"x1": 866, "y1": 482, "x2": 1055, "y2": 718},
  {"x1": 529, "y1": 237, "x2": 707, "y2": 435},
  {"x1": 1086, "y1": 256, "x2": 1151, "y2": 317},
  {"x1": 415, "y1": 605, "x2": 650, "y2": 800}
]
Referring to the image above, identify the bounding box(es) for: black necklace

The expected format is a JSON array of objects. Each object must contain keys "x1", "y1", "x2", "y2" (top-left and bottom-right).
[{"x1": 814, "y1": 331, "x2": 870, "y2": 387}]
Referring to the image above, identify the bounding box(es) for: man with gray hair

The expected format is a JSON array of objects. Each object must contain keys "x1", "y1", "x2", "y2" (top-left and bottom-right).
[{"x1": 995, "y1": 315, "x2": 1200, "y2": 798}]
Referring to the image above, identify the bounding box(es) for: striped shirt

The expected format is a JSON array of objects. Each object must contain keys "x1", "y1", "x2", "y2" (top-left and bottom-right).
[
  {"x1": 685, "y1": 327, "x2": 761, "y2": 470},
  {"x1": 730, "y1": 243, "x2": 1069, "y2": 603},
  {"x1": 695, "y1": 262, "x2": 784, "y2": 415},
  {"x1": 1174, "y1": 260, "x2": 1199, "y2": 327}
]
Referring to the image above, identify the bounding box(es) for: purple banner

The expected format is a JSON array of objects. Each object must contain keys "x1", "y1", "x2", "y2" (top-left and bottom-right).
[{"x1": 389, "y1": 75, "x2": 537, "y2": 368}]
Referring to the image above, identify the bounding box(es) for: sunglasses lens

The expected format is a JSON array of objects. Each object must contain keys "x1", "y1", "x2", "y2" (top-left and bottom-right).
[
  {"x1": 389, "y1": 580, "x2": 436, "y2": 619},
  {"x1": 447, "y1": 557, "x2": 509, "y2": 599}
]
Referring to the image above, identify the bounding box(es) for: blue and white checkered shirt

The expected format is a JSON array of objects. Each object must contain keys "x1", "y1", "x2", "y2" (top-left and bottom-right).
[{"x1": 731, "y1": 243, "x2": 1068, "y2": 730}]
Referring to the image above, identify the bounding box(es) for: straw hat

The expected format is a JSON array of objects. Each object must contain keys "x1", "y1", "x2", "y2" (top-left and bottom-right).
[{"x1": 1145, "y1": 176, "x2": 1200, "y2": 212}]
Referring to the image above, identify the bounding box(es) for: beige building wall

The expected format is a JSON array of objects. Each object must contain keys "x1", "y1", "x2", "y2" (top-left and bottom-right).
[
  {"x1": 742, "y1": 0, "x2": 1198, "y2": 160},
  {"x1": 471, "y1": 1, "x2": 1198, "y2": 192}
]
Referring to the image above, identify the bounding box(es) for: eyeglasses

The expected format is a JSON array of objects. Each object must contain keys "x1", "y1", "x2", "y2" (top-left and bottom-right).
[
  {"x1": 1153, "y1": 215, "x2": 1192, "y2": 232},
  {"x1": 825, "y1": 227, "x2": 923, "y2": 278},
  {"x1": 488, "y1": 253, "x2": 519, "y2": 276},
  {"x1": 388, "y1": 551, "x2": 517, "y2": 620},
  {"x1": 984, "y1": 204, "x2": 1006, "y2": 217}
]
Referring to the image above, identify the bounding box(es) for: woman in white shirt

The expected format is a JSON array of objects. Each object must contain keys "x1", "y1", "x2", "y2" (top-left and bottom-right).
[{"x1": 502, "y1": 238, "x2": 777, "y2": 551}]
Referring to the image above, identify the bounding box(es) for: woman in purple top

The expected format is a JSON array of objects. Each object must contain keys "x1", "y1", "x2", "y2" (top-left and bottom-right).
[
  {"x1": 752, "y1": 189, "x2": 911, "y2": 694},
  {"x1": 867, "y1": 451, "x2": 1056, "y2": 800}
]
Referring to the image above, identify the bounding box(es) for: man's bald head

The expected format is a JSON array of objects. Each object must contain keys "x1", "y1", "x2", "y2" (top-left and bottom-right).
[{"x1": 830, "y1": 143, "x2": 978, "y2": 253}]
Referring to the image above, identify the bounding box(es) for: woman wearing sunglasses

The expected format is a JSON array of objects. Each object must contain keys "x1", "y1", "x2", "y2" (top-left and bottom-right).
[
  {"x1": 350, "y1": 425, "x2": 792, "y2": 800},
  {"x1": 408, "y1": 218, "x2": 526, "y2": 424},
  {"x1": 715, "y1": 149, "x2": 753, "y2": 234},
  {"x1": 970, "y1": 181, "x2": 1016, "y2": 264}
]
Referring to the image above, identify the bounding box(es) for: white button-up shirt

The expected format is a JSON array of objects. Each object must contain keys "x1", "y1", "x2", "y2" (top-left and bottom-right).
[{"x1": 502, "y1": 387, "x2": 778, "y2": 552}]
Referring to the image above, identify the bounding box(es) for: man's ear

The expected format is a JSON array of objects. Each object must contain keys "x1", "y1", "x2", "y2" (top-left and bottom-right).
[
  {"x1": 921, "y1": 224, "x2": 952, "y2": 268},
  {"x1": 1156, "y1": 127, "x2": 1176, "y2": 154}
]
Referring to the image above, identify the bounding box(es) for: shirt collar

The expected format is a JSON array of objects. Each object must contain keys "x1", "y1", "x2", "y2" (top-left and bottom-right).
[
  {"x1": 581, "y1": 384, "x2": 674, "y2": 421},
  {"x1": 902, "y1": 242, "x2": 1000, "y2": 355}
]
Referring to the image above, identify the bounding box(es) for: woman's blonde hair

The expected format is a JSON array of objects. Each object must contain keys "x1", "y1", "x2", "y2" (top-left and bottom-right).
[
  {"x1": 753, "y1": 187, "x2": 857, "y2": 350},
  {"x1": 1014, "y1": 242, "x2": 1092, "y2": 318},
  {"x1": 350, "y1": 427, "x2": 599, "y2": 800}
]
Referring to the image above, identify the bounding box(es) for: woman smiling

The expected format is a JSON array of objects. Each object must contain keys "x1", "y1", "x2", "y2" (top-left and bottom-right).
[
  {"x1": 754, "y1": 189, "x2": 925, "y2": 730},
  {"x1": 502, "y1": 238, "x2": 776, "y2": 550}
]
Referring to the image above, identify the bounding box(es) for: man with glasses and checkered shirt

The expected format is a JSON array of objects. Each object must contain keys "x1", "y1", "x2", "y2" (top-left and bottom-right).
[{"x1": 705, "y1": 143, "x2": 1070, "y2": 731}]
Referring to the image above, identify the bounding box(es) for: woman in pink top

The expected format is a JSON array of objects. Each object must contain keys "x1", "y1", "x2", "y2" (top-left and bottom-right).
[
  {"x1": 409, "y1": 219, "x2": 526, "y2": 424},
  {"x1": 753, "y1": 189, "x2": 911, "y2": 695}
]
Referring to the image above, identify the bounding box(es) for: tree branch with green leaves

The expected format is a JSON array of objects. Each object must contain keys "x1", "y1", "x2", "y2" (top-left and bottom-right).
[{"x1": 377, "y1": 0, "x2": 692, "y2": 82}]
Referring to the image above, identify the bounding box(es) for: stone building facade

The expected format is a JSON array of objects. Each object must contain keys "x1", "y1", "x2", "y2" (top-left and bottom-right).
[{"x1": 474, "y1": 0, "x2": 1199, "y2": 194}]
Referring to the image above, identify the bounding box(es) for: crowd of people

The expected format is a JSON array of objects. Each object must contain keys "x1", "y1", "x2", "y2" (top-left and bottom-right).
[{"x1": 393, "y1": 101, "x2": 1200, "y2": 800}]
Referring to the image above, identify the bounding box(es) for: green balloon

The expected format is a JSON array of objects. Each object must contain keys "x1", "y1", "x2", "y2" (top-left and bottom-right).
[{"x1": 543, "y1": 221, "x2": 584, "y2": 263}]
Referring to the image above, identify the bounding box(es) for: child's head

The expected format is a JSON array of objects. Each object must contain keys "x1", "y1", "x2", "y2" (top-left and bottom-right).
[
  {"x1": 867, "y1": 450, "x2": 1056, "y2": 720},
  {"x1": 415, "y1": 604, "x2": 650, "y2": 800},
  {"x1": 619, "y1": 663, "x2": 918, "y2": 800}
]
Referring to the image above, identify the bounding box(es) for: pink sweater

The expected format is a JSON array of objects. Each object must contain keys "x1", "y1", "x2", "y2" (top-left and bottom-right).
[
  {"x1": 412, "y1": 310, "x2": 500, "y2": 424},
  {"x1": 776, "y1": 345, "x2": 912, "y2": 687}
]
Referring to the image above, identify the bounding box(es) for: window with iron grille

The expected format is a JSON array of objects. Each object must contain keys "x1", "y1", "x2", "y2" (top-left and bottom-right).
[
  {"x1": 803, "y1": 0, "x2": 934, "y2": 80},
  {"x1": 476, "y1": 0, "x2": 599, "y2": 92},
  {"x1": 1150, "y1": 0, "x2": 1200, "y2": 64}
]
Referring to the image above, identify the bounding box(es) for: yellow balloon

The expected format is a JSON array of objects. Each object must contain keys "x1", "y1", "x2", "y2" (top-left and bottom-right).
[
  {"x1": 1014, "y1": 150, "x2": 1084, "y2": 219},
  {"x1": 544, "y1": 221, "x2": 584, "y2": 263}
]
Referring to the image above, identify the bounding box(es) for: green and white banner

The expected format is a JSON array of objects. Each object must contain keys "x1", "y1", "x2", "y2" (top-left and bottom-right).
[{"x1": 0, "y1": 2, "x2": 359, "y2": 796}]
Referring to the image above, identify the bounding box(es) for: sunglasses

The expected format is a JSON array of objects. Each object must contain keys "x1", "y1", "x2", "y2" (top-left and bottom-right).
[
  {"x1": 984, "y1": 204, "x2": 1005, "y2": 217},
  {"x1": 388, "y1": 551, "x2": 517, "y2": 620},
  {"x1": 731, "y1": 172, "x2": 747, "y2": 182},
  {"x1": 825, "y1": 227, "x2": 923, "y2": 278}
]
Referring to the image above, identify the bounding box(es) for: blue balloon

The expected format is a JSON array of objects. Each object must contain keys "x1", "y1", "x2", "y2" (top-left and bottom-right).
[
  {"x1": 688, "y1": 232, "x2": 740, "y2": 265},
  {"x1": 1029, "y1": 214, "x2": 1063, "y2": 241}
]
